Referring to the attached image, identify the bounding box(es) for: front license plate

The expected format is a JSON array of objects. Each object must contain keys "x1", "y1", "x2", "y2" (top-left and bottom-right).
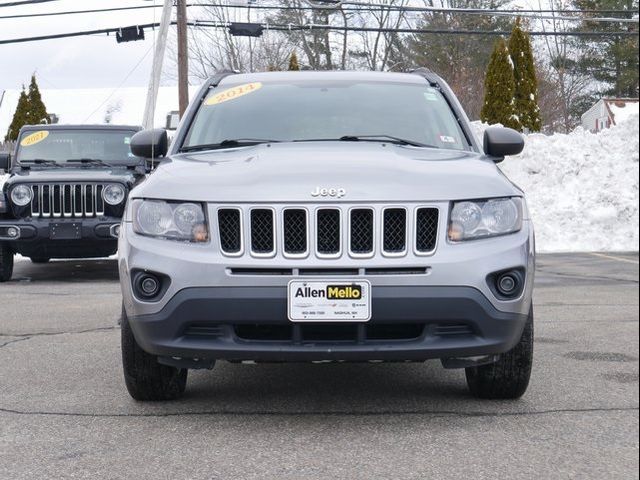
[
  {"x1": 288, "y1": 280, "x2": 371, "y2": 322},
  {"x1": 50, "y1": 222, "x2": 82, "y2": 240}
]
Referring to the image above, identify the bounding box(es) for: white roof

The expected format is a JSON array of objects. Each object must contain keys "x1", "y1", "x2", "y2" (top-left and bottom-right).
[
  {"x1": 608, "y1": 100, "x2": 639, "y2": 125},
  {"x1": 0, "y1": 85, "x2": 202, "y2": 136}
]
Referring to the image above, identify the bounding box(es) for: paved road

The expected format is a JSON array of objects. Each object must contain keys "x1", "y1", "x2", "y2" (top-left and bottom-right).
[{"x1": 0, "y1": 253, "x2": 638, "y2": 479}]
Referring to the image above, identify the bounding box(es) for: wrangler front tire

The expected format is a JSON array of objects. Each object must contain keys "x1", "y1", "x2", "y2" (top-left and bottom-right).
[{"x1": 0, "y1": 243, "x2": 14, "y2": 282}]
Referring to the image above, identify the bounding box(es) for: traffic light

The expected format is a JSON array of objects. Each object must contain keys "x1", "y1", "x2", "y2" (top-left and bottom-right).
[
  {"x1": 228, "y1": 22, "x2": 264, "y2": 37},
  {"x1": 116, "y1": 26, "x2": 145, "y2": 44}
]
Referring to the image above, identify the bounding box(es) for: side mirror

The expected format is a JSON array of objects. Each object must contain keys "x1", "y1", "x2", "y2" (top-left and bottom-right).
[
  {"x1": 0, "y1": 153, "x2": 10, "y2": 172},
  {"x1": 130, "y1": 129, "x2": 168, "y2": 159},
  {"x1": 483, "y1": 127, "x2": 525, "y2": 163}
]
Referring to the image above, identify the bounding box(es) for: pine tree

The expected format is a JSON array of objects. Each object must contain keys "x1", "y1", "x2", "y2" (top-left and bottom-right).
[
  {"x1": 508, "y1": 19, "x2": 542, "y2": 132},
  {"x1": 4, "y1": 87, "x2": 29, "y2": 142},
  {"x1": 288, "y1": 52, "x2": 300, "y2": 71},
  {"x1": 480, "y1": 38, "x2": 519, "y2": 129},
  {"x1": 25, "y1": 74, "x2": 49, "y2": 126}
]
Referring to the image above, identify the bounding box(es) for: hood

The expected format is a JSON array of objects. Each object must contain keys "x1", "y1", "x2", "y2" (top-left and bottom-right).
[
  {"x1": 135, "y1": 142, "x2": 522, "y2": 203},
  {"x1": 5, "y1": 167, "x2": 140, "y2": 189}
]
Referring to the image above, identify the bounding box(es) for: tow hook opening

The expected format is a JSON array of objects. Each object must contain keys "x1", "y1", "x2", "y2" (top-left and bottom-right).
[{"x1": 109, "y1": 223, "x2": 121, "y2": 238}]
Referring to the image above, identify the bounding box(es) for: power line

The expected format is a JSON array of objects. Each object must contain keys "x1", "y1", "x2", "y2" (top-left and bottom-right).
[
  {"x1": 0, "y1": 2, "x2": 638, "y2": 23},
  {"x1": 1, "y1": 20, "x2": 636, "y2": 46},
  {"x1": 82, "y1": 45, "x2": 153, "y2": 123},
  {"x1": 0, "y1": 0, "x2": 59, "y2": 7}
]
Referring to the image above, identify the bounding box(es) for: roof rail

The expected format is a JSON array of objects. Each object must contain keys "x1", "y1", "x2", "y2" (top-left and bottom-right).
[
  {"x1": 409, "y1": 67, "x2": 441, "y2": 87},
  {"x1": 206, "y1": 69, "x2": 239, "y2": 88}
]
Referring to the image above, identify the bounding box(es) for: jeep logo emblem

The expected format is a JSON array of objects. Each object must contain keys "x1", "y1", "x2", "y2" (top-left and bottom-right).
[{"x1": 311, "y1": 187, "x2": 346, "y2": 198}]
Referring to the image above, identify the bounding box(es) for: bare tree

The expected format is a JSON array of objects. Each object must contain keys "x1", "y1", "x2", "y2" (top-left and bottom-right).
[{"x1": 537, "y1": 0, "x2": 593, "y2": 131}]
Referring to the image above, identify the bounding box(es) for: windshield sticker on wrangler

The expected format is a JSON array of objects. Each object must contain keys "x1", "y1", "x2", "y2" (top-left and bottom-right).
[
  {"x1": 205, "y1": 82, "x2": 263, "y2": 106},
  {"x1": 20, "y1": 130, "x2": 50, "y2": 147}
]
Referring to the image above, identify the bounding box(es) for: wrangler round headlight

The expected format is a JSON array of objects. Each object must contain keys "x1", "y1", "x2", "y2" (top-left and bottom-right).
[
  {"x1": 102, "y1": 184, "x2": 126, "y2": 205},
  {"x1": 10, "y1": 185, "x2": 32, "y2": 207}
]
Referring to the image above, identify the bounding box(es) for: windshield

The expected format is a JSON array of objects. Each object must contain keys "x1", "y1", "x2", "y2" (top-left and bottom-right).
[
  {"x1": 16, "y1": 129, "x2": 140, "y2": 166},
  {"x1": 183, "y1": 80, "x2": 470, "y2": 151}
]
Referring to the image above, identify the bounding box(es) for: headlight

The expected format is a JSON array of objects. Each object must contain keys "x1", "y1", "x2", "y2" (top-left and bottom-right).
[
  {"x1": 449, "y1": 197, "x2": 522, "y2": 241},
  {"x1": 102, "y1": 183, "x2": 126, "y2": 205},
  {"x1": 133, "y1": 200, "x2": 209, "y2": 242},
  {"x1": 10, "y1": 185, "x2": 32, "y2": 207}
]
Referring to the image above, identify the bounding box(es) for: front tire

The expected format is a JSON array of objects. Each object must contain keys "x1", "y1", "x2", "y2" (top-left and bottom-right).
[
  {"x1": 465, "y1": 306, "x2": 534, "y2": 399},
  {"x1": 121, "y1": 306, "x2": 187, "y2": 401},
  {"x1": 0, "y1": 243, "x2": 14, "y2": 282}
]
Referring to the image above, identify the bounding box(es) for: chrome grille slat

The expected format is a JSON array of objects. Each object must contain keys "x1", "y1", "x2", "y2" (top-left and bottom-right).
[
  {"x1": 24, "y1": 183, "x2": 108, "y2": 218},
  {"x1": 215, "y1": 205, "x2": 439, "y2": 260}
]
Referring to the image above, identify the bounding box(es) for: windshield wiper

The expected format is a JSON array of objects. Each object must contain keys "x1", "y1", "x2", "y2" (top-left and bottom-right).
[
  {"x1": 338, "y1": 135, "x2": 436, "y2": 148},
  {"x1": 19, "y1": 159, "x2": 63, "y2": 168},
  {"x1": 180, "y1": 139, "x2": 280, "y2": 152},
  {"x1": 291, "y1": 135, "x2": 436, "y2": 148},
  {"x1": 66, "y1": 158, "x2": 113, "y2": 167}
]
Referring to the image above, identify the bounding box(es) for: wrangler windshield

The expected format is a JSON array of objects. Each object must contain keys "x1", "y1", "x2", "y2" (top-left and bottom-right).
[
  {"x1": 183, "y1": 80, "x2": 470, "y2": 151},
  {"x1": 16, "y1": 129, "x2": 140, "y2": 166}
]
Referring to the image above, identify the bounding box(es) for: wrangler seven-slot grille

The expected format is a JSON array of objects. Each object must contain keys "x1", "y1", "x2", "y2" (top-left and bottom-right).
[
  {"x1": 216, "y1": 206, "x2": 439, "y2": 258},
  {"x1": 27, "y1": 184, "x2": 106, "y2": 218}
]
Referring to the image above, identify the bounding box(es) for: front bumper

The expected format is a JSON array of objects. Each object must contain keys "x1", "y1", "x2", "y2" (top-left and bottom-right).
[
  {"x1": 127, "y1": 285, "x2": 529, "y2": 362},
  {"x1": 0, "y1": 217, "x2": 120, "y2": 258}
]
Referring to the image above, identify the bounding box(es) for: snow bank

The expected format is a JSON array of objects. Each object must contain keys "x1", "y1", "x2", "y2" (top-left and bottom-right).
[
  {"x1": 610, "y1": 101, "x2": 639, "y2": 125},
  {"x1": 473, "y1": 115, "x2": 639, "y2": 253}
]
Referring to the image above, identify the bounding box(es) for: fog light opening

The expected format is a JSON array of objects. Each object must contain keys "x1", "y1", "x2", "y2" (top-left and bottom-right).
[
  {"x1": 498, "y1": 274, "x2": 517, "y2": 294},
  {"x1": 135, "y1": 273, "x2": 162, "y2": 300}
]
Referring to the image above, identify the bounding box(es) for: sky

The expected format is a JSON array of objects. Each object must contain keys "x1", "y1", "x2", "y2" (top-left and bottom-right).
[{"x1": 0, "y1": 0, "x2": 172, "y2": 91}]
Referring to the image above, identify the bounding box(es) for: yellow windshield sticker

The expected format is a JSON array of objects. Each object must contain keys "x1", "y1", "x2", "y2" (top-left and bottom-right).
[
  {"x1": 20, "y1": 130, "x2": 50, "y2": 147},
  {"x1": 205, "y1": 82, "x2": 263, "y2": 106}
]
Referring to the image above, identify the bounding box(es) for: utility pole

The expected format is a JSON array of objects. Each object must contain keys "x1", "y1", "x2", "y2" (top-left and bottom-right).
[
  {"x1": 176, "y1": 0, "x2": 189, "y2": 117},
  {"x1": 142, "y1": 0, "x2": 173, "y2": 129}
]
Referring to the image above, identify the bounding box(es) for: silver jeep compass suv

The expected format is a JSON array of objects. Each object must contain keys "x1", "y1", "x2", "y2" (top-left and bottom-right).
[{"x1": 119, "y1": 70, "x2": 534, "y2": 401}]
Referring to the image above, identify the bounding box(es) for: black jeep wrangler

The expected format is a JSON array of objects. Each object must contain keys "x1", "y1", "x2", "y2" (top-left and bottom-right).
[{"x1": 0, "y1": 124, "x2": 145, "y2": 281}]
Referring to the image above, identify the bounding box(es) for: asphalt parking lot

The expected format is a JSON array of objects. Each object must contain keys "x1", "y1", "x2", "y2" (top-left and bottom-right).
[{"x1": 0, "y1": 252, "x2": 638, "y2": 479}]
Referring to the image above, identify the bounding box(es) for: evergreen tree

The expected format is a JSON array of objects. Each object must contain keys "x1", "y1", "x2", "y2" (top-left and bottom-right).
[
  {"x1": 509, "y1": 19, "x2": 542, "y2": 132},
  {"x1": 572, "y1": 0, "x2": 639, "y2": 98},
  {"x1": 408, "y1": 0, "x2": 513, "y2": 119},
  {"x1": 481, "y1": 38, "x2": 519, "y2": 129},
  {"x1": 4, "y1": 87, "x2": 29, "y2": 142},
  {"x1": 288, "y1": 52, "x2": 300, "y2": 71},
  {"x1": 25, "y1": 74, "x2": 49, "y2": 125}
]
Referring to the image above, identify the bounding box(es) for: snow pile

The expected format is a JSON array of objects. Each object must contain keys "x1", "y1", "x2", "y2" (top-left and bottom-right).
[
  {"x1": 610, "y1": 101, "x2": 639, "y2": 125},
  {"x1": 474, "y1": 115, "x2": 639, "y2": 252}
]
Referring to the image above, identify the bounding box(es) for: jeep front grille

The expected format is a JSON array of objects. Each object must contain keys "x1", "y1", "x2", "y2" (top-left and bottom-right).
[
  {"x1": 29, "y1": 184, "x2": 106, "y2": 218},
  {"x1": 214, "y1": 205, "x2": 439, "y2": 259},
  {"x1": 316, "y1": 209, "x2": 341, "y2": 256},
  {"x1": 382, "y1": 208, "x2": 407, "y2": 255},
  {"x1": 283, "y1": 209, "x2": 308, "y2": 256},
  {"x1": 350, "y1": 208, "x2": 374, "y2": 256}
]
